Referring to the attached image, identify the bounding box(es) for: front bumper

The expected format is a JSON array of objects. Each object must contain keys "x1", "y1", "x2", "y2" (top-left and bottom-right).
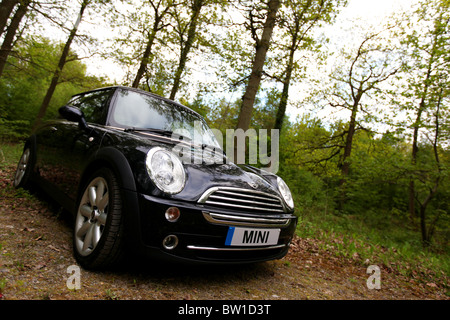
[{"x1": 133, "y1": 193, "x2": 298, "y2": 264}]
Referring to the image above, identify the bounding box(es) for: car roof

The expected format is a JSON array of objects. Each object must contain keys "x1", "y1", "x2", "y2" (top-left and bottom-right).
[{"x1": 71, "y1": 85, "x2": 203, "y2": 118}]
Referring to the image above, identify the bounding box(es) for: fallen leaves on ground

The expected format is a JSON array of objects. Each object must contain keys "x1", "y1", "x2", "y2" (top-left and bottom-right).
[{"x1": 0, "y1": 165, "x2": 448, "y2": 300}]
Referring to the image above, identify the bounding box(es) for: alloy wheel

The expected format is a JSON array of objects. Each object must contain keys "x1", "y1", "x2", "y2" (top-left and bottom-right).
[
  {"x1": 74, "y1": 177, "x2": 109, "y2": 256},
  {"x1": 13, "y1": 148, "x2": 31, "y2": 187}
]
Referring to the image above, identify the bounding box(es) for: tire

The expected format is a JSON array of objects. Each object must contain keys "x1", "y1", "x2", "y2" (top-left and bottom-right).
[
  {"x1": 73, "y1": 168, "x2": 125, "y2": 270},
  {"x1": 13, "y1": 145, "x2": 34, "y2": 189}
]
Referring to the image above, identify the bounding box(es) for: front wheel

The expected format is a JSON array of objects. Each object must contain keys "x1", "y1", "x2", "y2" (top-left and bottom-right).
[{"x1": 73, "y1": 168, "x2": 125, "y2": 269}]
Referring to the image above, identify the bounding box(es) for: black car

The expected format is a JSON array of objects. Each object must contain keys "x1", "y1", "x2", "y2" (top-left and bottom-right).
[{"x1": 13, "y1": 86, "x2": 297, "y2": 269}]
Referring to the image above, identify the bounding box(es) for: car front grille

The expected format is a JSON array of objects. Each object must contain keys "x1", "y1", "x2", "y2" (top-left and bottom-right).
[{"x1": 198, "y1": 187, "x2": 285, "y2": 213}]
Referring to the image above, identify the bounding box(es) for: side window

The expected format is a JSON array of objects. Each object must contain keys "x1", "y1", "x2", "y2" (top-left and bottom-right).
[{"x1": 69, "y1": 89, "x2": 113, "y2": 124}]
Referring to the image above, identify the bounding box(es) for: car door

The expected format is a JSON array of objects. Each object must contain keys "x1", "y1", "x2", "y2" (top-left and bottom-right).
[{"x1": 36, "y1": 88, "x2": 115, "y2": 204}]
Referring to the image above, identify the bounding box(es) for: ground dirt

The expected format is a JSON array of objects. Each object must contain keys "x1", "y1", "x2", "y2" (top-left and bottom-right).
[{"x1": 0, "y1": 165, "x2": 448, "y2": 301}]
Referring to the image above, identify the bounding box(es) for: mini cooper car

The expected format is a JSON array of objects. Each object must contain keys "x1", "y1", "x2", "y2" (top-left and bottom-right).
[{"x1": 13, "y1": 86, "x2": 297, "y2": 269}]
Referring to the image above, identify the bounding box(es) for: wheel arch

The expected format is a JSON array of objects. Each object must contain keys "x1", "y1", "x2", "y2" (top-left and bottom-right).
[
  {"x1": 80, "y1": 147, "x2": 137, "y2": 193},
  {"x1": 24, "y1": 134, "x2": 37, "y2": 149},
  {"x1": 77, "y1": 147, "x2": 143, "y2": 253},
  {"x1": 24, "y1": 134, "x2": 37, "y2": 165}
]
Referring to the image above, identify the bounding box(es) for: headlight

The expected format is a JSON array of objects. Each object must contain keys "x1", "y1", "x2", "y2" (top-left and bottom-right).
[
  {"x1": 277, "y1": 177, "x2": 294, "y2": 210},
  {"x1": 146, "y1": 147, "x2": 186, "y2": 194}
]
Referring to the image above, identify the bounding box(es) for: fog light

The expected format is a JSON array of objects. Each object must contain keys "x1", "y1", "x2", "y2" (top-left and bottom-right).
[
  {"x1": 165, "y1": 207, "x2": 180, "y2": 222},
  {"x1": 163, "y1": 235, "x2": 178, "y2": 250}
]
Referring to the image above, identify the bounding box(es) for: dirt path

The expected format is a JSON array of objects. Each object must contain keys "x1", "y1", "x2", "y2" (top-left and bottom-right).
[{"x1": 0, "y1": 165, "x2": 447, "y2": 301}]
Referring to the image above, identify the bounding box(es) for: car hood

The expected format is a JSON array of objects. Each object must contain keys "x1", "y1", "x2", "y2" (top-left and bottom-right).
[
  {"x1": 108, "y1": 130, "x2": 283, "y2": 204},
  {"x1": 165, "y1": 143, "x2": 281, "y2": 202},
  {"x1": 181, "y1": 161, "x2": 281, "y2": 201}
]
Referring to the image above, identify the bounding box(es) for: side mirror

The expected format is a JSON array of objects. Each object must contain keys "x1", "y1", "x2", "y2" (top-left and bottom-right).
[
  {"x1": 59, "y1": 105, "x2": 83, "y2": 122},
  {"x1": 58, "y1": 105, "x2": 89, "y2": 131}
]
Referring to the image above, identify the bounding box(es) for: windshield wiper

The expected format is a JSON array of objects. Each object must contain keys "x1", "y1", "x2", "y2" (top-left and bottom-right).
[
  {"x1": 124, "y1": 127, "x2": 173, "y2": 135},
  {"x1": 124, "y1": 127, "x2": 193, "y2": 142}
]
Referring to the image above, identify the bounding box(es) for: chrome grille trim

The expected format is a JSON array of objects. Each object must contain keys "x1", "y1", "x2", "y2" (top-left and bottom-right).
[
  {"x1": 202, "y1": 212, "x2": 290, "y2": 228},
  {"x1": 208, "y1": 195, "x2": 282, "y2": 208},
  {"x1": 187, "y1": 244, "x2": 287, "y2": 251},
  {"x1": 198, "y1": 187, "x2": 285, "y2": 213}
]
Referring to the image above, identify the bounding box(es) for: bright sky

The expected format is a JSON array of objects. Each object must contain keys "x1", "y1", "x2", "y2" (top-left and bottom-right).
[
  {"x1": 342, "y1": 0, "x2": 414, "y2": 19},
  {"x1": 285, "y1": 0, "x2": 419, "y2": 123}
]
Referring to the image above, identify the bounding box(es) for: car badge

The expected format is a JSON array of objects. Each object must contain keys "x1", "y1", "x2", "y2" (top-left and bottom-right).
[{"x1": 248, "y1": 181, "x2": 258, "y2": 189}]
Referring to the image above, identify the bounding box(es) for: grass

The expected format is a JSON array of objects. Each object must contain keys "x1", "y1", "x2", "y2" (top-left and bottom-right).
[
  {"x1": 297, "y1": 204, "x2": 449, "y2": 287},
  {"x1": 105, "y1": 289, "x2": 118, "y2": 300},
  {"x1": 0, "y1": 142, "x2": 38, "y2": 205},
  {"x1": 0, "y1": 142, "x2": 24, "y2": 169}
]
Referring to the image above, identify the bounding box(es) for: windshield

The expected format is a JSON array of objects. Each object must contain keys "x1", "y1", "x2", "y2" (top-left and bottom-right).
[{"x1": 111, "y1": 89, "x2": 221, "y2": 148}]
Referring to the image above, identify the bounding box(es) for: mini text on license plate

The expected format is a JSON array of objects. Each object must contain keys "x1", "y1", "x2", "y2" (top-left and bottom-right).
[{"x1": 225, "y1": 227, "x2": 280, "y2": 246}]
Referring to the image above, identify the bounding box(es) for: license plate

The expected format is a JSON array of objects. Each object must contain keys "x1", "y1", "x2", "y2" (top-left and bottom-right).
[{"x1": 225, "y1": 227, "x2": 280, "y2": 246}]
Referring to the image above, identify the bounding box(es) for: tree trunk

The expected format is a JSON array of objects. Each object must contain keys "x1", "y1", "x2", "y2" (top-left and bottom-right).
[
  {"x1": 33, "y1": 0, "x2": 89, "y2": 131},
  {"x1": 340, "y1": 103, "x2": 358, "y2": 179},
  {"x1": 408, "y1": 108, "x2": 421, "y2": 221},
  {"x1": 419, "y1": 204, "x2": 430, "y2": 246},
  {"x1": 273, "y1": 0, "x2": 326, "y2": 131},
  {"x1": 0, "y1": 0, "x2": 30, "y2": 78},
  {"x1": 418, "y1": 179, "x2": 440, "y2": 247},
  {"x1": 132, "y1": 28, "x2": 158, "y2": 88},
  {"x1": 132, "y1": 1, "x2": 172, "y2": 89},
  {"x1": 408, "y1": 63, "x2": 432, "y2": 221},
  {"x1": 274, "y1": 49, "x2": 294, "y2": 131},
  {"x1": 0, "y1": 0, "x2": 19, "y2": 37},
  {"x1": 337, "y1": 100, "x2": 358, "y2": 209},
  {"x1": 236, "y1": 0, "x2": 280, "y2": 131},
  {"x1": 419, "y1": 89, "x2": 443, "y2": 247},
  {"x1": 169, "y1": 0, "x2": 203, "y2": 100}
]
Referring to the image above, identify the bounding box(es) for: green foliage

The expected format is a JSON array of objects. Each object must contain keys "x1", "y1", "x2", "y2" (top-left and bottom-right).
[
  {"x1": 0, "y1": 36, "x2": 109, "y2": 140},
  {"x1": 0, "y1": 119, "x2": 30, "y2": 143},
  {"x1": 342, "y1": 131, "x2": 410, "y2": 214},
  {"x1": 281, "y1": 165, "x2": 331, "y2": 217}
]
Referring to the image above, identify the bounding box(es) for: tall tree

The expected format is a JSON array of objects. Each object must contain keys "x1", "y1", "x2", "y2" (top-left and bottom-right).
[
  {"x1": 272, "y1": 0, "x2": 344, "y2": 131},
  {"x1": 398, "y1": 0, "x2": 449, "y2": 244},
  {"x1": 33, "y1": 0, "x2": 90, "y2": 130},
  {"x1": 0, "y1": 0, "x2": 19, "y2": 36},
  {"x1": 131, "y1": 0, "x2": 178, "y2": 89},
  {"x1": 169, "y1": 0, "x2": 206, "y2": 100},
  {"x1": 235, "y1": 0, "x2": 280, "y2": 131},
  {"x1": 317, "y1": 28, "x2": 402, "y2": 208},
  {"x1": 0, "y1": 0, "x2": 31, "y2": 77}
]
